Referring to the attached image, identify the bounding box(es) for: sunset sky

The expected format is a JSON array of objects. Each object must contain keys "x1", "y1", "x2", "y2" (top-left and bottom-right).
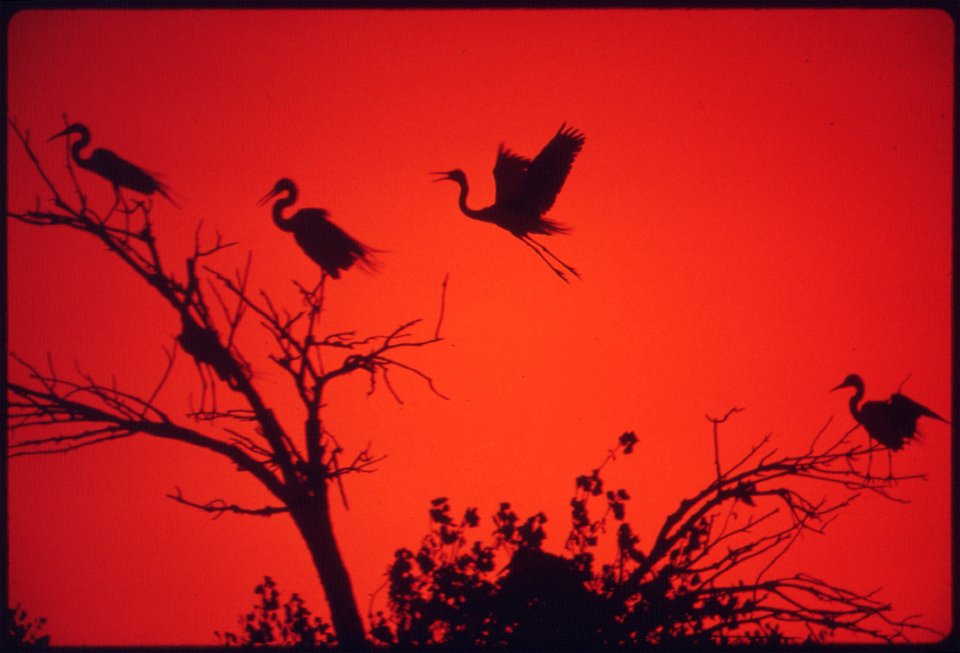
[{"x1": 6, "y1": 8, "x2": 954, "y2": 646}]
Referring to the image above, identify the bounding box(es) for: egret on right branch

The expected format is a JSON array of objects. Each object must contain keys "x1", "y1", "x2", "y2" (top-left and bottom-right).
[
  {"x1": 433, "y1": 123, "x2": 585, "y2": 282},
  {"x1": 831, "y1": 373, "x2": 947, "y2": 476}
]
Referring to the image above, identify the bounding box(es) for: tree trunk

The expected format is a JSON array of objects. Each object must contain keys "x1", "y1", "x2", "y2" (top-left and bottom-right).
[{"x1": 291, "y1": 488, "x2": 367, "y2": 650}]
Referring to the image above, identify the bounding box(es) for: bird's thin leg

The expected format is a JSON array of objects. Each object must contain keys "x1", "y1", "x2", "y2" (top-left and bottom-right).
[
  {"x1": 129, "y1": 198, "x2": 149, "y2": 222},
  {"x1": 886, "y1": 449, "x2": 894, "y2": 481},
  {"x1": 300, "y1": 275, "x2": 326, "y2": 305},
  {"x1": 526, "y1": 235, "x2": 581, "y2": 280},
  {"x1": 104, "y1": 188, "x2": 122, "y2": 222},
  {"x1": 115, "y1": 188, "x2": 136, "y2": 235},
  {"x1": 120, "y1": 193, "x2": 136, "y2": 219},
  {"x1": 518, "y1": 236, "x2": 569, "y2": 283},
  {"x1": 315, "y1": 274, "x2": 327, "y2": 315}
]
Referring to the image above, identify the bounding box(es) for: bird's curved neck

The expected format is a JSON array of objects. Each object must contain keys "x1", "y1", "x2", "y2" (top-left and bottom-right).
[
  {"x1": 71, "y1": 129, "x2": 92, "y2": 164},
  {"x1": 272, "y1": 188, "x2": 298, "y2": 232},
  {"x1": 453, "y1": 176, "x2": 483, "y2": 220},
  {"x1": 848, "y1": 383, "x2": 864, "y2": 421}
]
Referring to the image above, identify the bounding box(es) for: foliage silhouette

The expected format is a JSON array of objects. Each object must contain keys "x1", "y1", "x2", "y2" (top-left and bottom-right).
[
  {"x1": 367, "y1": 424, "x2": 936, "y2": 648},
  {"x1": 3, "y1": 604, "x2": 50, "y2": 651},
  {"x1": 7, "y1": 118, "x2": 447, "y2": 651},
  {"x1": 228, "y1": 422, "x2": 937, "y2": 649},
  {"x1": 217, "y1": 576, "x2": 337, "y2": 649}
]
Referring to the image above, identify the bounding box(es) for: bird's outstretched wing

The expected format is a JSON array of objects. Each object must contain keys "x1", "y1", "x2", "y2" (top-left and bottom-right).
[
  {"x1": 493, "y1": 145, "x2": 531, "y2": 207},
  {"x1": 889, "y1": 393, "x2": 948, "y2": 423},
  {"x1": 521, "y1": 123, "x2": 585, "y2": 214}
]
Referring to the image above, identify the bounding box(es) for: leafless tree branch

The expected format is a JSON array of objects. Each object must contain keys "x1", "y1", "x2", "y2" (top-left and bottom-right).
[
  {"x1": 166, "y1": 486, "x2": 289, "y2": 519},
  {"x1": 8, "y1": 124, "x2": 448, "y2": 648}
]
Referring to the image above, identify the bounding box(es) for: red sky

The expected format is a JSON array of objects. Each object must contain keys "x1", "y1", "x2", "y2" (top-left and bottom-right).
[{"x1": 6, "y1": 8, "x2": 954, "y2": 646}]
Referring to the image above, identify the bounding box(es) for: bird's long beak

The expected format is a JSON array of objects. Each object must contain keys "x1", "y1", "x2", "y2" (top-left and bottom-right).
[
  {"x1": 257, "y1": 189, "x2": 279, "y2": 206},
  {"x1": 48, "y1": 128, "x2": 71, "y2": 142},
  {"x1": 431, "y1": 171, "x2": 453, "y2": 182},
  {"x1": 829, "y1": 382, "x2": 846, "y2": 393}
]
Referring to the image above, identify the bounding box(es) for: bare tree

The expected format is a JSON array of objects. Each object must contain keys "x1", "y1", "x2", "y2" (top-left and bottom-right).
[
  {"x1": 6, "y1": 119, "x2": 447, "y2": 650},
  {"x1": 572, "y1": 418, "x2": 937, "y2": 645}
]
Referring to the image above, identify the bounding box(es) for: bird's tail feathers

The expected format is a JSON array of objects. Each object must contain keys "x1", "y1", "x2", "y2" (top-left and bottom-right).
[
  {"x1": 155, "y1": 181, "x2": 180, "y2": 209},
  {"x1": 904, "y1": 428, "x2": 925, "y2": 446},
  {"x1": 538, "y1": 216, "x2": 571, "y2": 235},
  {"x1": 353, "y1": 243, "x2": 385, "y2": 275},
  {"x1": 142, "y1": 166, "x2": 180, "y2": 208},
  {"x1": 356, "y1": 253, "x2": 382, "y2": 275}
]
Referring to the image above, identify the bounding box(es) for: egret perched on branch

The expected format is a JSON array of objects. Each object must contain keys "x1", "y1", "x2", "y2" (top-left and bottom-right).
[
  {"x1": 831, "y1": 373, "x2": 946, "y2": 476},
  {"x1": 259, "y1": 178, "x2": 377, "y2": 280},
  {"x1": 433, "y1": 123, "x2": 585, "y2": 282},
  {"x1": 48, "y1": 122, "x2": 177, "y2": 207}
]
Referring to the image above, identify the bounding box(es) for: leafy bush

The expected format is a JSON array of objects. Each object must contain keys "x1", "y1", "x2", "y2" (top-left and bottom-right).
[
  {"x1": 4, "y1": 604, "x2": 50, "y2": 651},
  {"x1": 226, "y1": 424, "x2": 935, "y2": 648},
  {"x1": 217, "y1": 576, "x2": 336, "y2": 649}
]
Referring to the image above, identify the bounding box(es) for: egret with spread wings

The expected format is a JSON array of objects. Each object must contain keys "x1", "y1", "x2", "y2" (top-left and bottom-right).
[
  {"x1": 433, "y1": 124, "x2": 585, "y2": 282},
  {"x1": 831, "y1": 373, "x2": 947, "y2": 477}
]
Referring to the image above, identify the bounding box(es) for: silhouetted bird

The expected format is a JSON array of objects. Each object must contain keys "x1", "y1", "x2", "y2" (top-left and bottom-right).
[
  {"x1": 832, "y1": 373, "x2": 946, "y2": 478},
  {"x1": 259, "y1": 178, "x2": 377, "y2": 280},
  {"x1": 48, "y1": 123, "x2": 176, "y2": 207},
  {"x1": 433, "y1": 123, "x2": 585, "y2": 282},
  {"x1": 831, "y1": 373, "x2": 946, "y2": 451}
]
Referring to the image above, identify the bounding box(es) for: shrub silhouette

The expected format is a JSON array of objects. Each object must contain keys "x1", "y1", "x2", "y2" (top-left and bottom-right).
[
  {"x1": 3, "y1": 604, "x2": 50, "y2": 651},
  {"x1": 227, "y1": 423, "x2": 938, "y2": 648},
  {"x1": 217, "y1": 576, "x2": 336, "y2": 649}
]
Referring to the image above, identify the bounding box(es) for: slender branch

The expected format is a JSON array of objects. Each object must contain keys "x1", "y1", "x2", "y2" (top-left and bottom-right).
[
  {"x1": 142, "y1": 345, "x2": 177, "y2": 414},
  {"x1": 167, "y1": 487, "x2": 289, "y2": 519},
  {"x1": 8, "y1": 376, "x2": 286, "y2": 500},
  {"x1": 706, "y1": 406, "x2": 744, "y2": 488},
  {"x1": 9, "y1": 429, "x2": 136, "y2": 458},
  {"x1": 8, "y1": 118, "x2": 65, "y2": 207}
]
